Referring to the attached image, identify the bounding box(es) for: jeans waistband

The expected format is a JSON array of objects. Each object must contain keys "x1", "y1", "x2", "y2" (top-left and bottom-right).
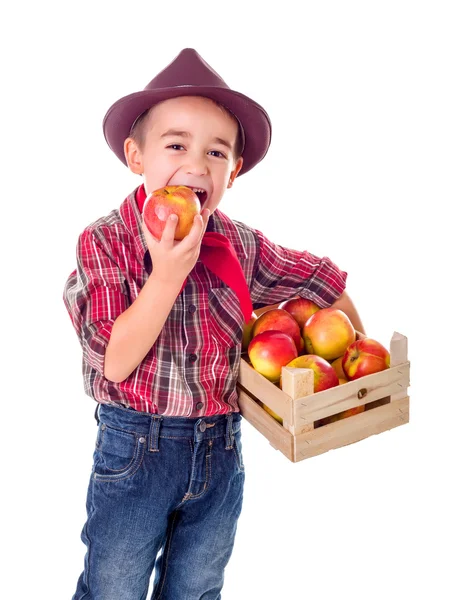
[{"x1": 96, "y1": 403, "x2": 242, "y2": 449}]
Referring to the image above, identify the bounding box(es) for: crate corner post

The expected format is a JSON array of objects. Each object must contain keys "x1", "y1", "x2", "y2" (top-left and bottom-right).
[{"x1": 280, "y1": 367, "x2": 315, "y2": 463}]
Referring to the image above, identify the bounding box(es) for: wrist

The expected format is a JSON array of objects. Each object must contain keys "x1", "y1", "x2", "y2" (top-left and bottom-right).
[{"x1": 148, "y1": 271, "x2": 185, "y2": 292}]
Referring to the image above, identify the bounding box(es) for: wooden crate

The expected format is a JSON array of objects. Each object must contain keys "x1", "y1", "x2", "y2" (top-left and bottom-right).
[{"x1": 237, "y1": 331, "x2": 410, "y2": 462}]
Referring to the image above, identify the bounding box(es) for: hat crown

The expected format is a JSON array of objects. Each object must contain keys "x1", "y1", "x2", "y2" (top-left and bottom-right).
[{"x1": 144, "y1": 48, "x2": 229, "y2": 91}]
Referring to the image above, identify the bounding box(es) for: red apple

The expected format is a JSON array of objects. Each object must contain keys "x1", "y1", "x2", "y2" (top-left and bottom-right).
[
  {"x1": 342, "y1": 338, "x2": 390, "y2": 381},
  {"x1": 281, "y1": 354, "x2": 339, "y2": 393},
  {"x1": 262, "y1": 404, "x2": 283, "y2": 424},
  {"x1": 302, "y1": 308, "x2": 356, "y2": 361},
  {"x1": 242, "y1": 311, "x2": 258, "y2": 351},
  {"x1": 248, "y1": 330, "x2": 298, "y2": 383},
  {"x1": 278, "y1": 297, "x2": 320, "y2": 329},
  {"x1": 317, "y1": 404, "x2": 365, "y2": 426},
  {"x1": 143, "y1": 185, "x2": 201, "y2": 241},
  {"x1": 330, "y1": 356, "x2": 346, "y2": 380},
  {"x1": 252, "y1": 308, "x2": 303, "y2": 353}
]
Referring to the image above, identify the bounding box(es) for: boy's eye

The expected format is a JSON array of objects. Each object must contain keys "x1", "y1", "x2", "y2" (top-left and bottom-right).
[{"x1": 166, "y1": 145, "x2": 226, "y2": 158}]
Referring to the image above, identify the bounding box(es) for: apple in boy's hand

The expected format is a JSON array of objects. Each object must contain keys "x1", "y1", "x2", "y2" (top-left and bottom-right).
[
  {"x1": 278, "y1": 297, "x2": 320, "y2": 329},
  {"x1": 302, "y1": 308, "x2": 356, "y2": 361},
  {"x1": 248, "y1": 331, "x2": 298, "y2": 383},
  {"x1": 143, "y1": 186, "x2": 201, "y2": 241},
  {"x1": 342, "y1": 338, "x2": 390, "y2": 380}
]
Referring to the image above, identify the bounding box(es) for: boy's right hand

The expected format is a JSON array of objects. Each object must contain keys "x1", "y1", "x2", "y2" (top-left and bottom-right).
[{"x1": 141, "y1": 209, "x2": 211, "y2": 286}]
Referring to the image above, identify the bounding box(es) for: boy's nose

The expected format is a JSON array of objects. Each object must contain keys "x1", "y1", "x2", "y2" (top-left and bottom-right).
[{"x1": 185, "y1": 155, "x2": 208, "y2": 176}]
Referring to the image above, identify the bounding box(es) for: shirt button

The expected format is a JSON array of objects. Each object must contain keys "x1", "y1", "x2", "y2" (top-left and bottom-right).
[
  {"x1": 196, "y1": 402, "x2": 204, "y2": 410},
  {"x1": 188, "y1": 304, "x2": 197, "y2": 314},
  {"x1": 189, "y1": 353, "x2": 198, "y2": 363}
]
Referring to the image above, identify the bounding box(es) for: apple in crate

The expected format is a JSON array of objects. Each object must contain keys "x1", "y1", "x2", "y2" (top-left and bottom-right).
[
  {"x1": 252, "y1": 309, "x2": 304, "y2": 353},
  {"x1": 302, "y1": 308, "x2": 355, "y2": 361},
  {"x1": 262, "y1": 404, "x2": 283, "y2": 424},
  {"x1": 248, "y1": 330, "x2": 298, "y2": 383},
  {"x1": 241, "y1": 312, "x2": 258, "y2": 351},
  {"x1": 330, "y1": 356, "x2": 346, "y2": 380},
  {"x1": 281, "y1": 354, "x2": 339, "y2": 393},
  {"x1": 317, "y1": 404, "x2": 365, "y2": 427},
  {"x1": 143, "y1": 185, "x2": 201, "y2": 241},
  {"x1": 342, "y1": 338, "x2": 390, "y2": 380},
  {"x1": 278, "y1": 297, "x2": 320, "y2": 329}
]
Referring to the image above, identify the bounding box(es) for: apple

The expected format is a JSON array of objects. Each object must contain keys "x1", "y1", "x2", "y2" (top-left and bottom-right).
[
  {"x1": 278, "y1": 297, "x2": 320, "y2": 329},
  {"x1": 262, "y1": 404, "x2": 283, "y2": 424},
  {"x1": 317, "y1": 404, "x2": 365, "y2": 426},
  {"x1": 143, "y1": 185, "x2": 201, "y2": 241},
  {"x1": 342, "y1": 338, "x2": 390, "y2": 381},
  {"x1": 330, "y1": 356, "x2": 346, "y2": 380},
  {"x1": 281, "y1": 354, "x2": 339, "y2": 393},
  {"x1": 252, "y1": 308, "x2": 304, "y2": 353},
  {"x1": 241, "y1": 311, "x2": 258, "y2": 351},
  {"x1": 248, "y1": 330, "x2": 298, "y2": 383},
  {"x1": 338, "y1": 378, "x2": 348, "y2": 385},
  {"x1": 302, "y1": 308, "x2": 356, "y2": 361}
]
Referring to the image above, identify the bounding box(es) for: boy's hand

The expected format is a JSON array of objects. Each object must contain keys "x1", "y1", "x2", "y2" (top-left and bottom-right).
[{"x1": 141, "y1": 209, "x2": 211, "y2": 286}]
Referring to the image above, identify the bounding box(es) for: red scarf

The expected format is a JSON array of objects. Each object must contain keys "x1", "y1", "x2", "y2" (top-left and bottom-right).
[{"x1": 136, "y1": 185, "x2": 253, "y2": 322}]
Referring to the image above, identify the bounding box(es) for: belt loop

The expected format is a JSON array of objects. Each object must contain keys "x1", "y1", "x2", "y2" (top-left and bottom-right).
[
  {"x1": 94, "y1": 403, "x2": 100, "y2": 425},
  {"x1": 149, "y1": 415, "x2": 162, "y2": 452},
  {"x1": 225, "y1": 413, "x2": 234, "y2": 450}
]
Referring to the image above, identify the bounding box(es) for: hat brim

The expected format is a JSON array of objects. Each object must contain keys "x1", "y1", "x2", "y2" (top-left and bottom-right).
[{"x1": 103, "y1": 86, "x2": 271, "y2": 176}]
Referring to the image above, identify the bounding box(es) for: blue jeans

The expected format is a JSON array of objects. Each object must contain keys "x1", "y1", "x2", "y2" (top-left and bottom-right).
[{"x1": 73, "y1": 404, "x2": 245, "y2": 599}]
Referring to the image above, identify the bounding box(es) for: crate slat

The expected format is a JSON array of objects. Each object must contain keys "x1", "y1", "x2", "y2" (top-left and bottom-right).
[
  {"x1": 238, "y1": 388, "x2": 294, "y2": 460},
  {"x1": 294, "y1": 395, "x2": 409, "y2": 461},
  {"x1": 293, "y1": 362, "x2": 410, "y2": 430},
  {"x1": 239, "y1": 359, "x2": 294, "y2": 424}
]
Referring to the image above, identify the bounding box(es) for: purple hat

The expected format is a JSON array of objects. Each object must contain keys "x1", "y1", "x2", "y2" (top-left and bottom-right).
[{"x1": 103, "y1": 48, "x2": 272, "y2": 176}]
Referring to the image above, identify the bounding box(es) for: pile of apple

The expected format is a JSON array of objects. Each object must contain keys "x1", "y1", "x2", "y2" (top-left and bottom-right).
[{"x1": 242, "y1": 297, "x2": 390, "y2": 425}]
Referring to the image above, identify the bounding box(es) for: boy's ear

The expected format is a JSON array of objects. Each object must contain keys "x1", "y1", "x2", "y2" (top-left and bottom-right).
[
  {"x1": 228, "y1": 157, "x2": 244, "y2": 188},
  {"x1": 124, "y1": 138, "x2": 144, "y2": 175}
]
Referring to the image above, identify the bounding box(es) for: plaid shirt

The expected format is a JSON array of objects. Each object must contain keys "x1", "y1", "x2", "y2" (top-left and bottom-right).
[{"x1": 63, "y1": 186, "x2": 347, "y2": 417}]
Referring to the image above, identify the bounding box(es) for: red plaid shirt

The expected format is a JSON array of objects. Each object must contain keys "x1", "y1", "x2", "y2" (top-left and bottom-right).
[{"x1": 63, "y1": 186, "x2": 347, "y2": 416}]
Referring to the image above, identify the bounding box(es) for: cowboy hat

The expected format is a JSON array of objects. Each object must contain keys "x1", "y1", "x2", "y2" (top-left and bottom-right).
[{"x1": 103, "y1": 48, "x2": 271, "y2": 176}]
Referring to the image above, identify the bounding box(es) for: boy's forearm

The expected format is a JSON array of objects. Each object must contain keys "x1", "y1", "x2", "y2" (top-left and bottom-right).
[
  {"x1": 330, "y1": 290, "x2": 366, "y2": 335},
  {"x1": 104, "y1": 274, "x2": 183, "y2": 383}
]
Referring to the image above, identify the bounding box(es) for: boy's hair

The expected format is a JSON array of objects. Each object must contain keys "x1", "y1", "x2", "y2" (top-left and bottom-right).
[{"x1": 129, "y1": 98, "x2": 244, "y2": 161}]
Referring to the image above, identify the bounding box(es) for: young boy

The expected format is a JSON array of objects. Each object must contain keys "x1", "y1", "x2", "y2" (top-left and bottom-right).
[{"x1": 63, "y1": 48, "x2": 365, "y2": 600}]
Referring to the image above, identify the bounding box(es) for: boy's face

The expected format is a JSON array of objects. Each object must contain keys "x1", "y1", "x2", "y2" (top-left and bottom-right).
[{"x1": 124, "y1": 96, "x2": 244, "y2": 215}]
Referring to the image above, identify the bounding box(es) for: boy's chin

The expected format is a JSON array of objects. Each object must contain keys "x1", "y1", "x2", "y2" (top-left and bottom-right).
[{"x1": 202, "y1": 201, "x2": 217, "y2": 214}]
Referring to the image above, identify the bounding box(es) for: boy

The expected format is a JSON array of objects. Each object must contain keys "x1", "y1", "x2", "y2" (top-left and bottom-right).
[{"x1": 63, "y1": 48, "x2": 365, "y2": 599}]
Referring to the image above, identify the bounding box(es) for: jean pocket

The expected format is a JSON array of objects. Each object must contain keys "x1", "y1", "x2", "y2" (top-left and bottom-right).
[
  {"x1": 208, "y1": 287, "x2": 243, "y2": 349},
  {"x1": 232, "y1": 429, "x2": 245, "y2": 473},
  {"x1": 93, "y1": 423, "x2": 145, "y2": 482}
]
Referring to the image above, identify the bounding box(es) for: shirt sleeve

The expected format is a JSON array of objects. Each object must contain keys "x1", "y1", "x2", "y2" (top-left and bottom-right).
[
  {"x1": 250, "y1": 228, "x2": 348, "y2": 309},
  {"x1": 63, "y1": 228, "x2": 129, "y2": 376}
]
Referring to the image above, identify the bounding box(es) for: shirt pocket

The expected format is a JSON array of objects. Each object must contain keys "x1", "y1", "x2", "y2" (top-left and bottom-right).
[{"x1": 207, "y1": 287, "x2": 243, "y2": 349}]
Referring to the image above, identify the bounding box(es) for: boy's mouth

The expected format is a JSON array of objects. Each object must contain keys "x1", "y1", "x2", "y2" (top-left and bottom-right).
[{"x1": 186, "y1": 186, "x2": 208, "y2": 206}]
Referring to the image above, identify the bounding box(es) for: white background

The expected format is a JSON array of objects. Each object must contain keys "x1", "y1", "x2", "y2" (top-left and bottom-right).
[{"x1": 2, "y1": 1, "x2": 462, "y2": 598}]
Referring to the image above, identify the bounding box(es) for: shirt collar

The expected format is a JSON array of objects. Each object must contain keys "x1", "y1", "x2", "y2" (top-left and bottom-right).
[{"x1": 118, "y1": 185, "x2": 248, "y2": 269}]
